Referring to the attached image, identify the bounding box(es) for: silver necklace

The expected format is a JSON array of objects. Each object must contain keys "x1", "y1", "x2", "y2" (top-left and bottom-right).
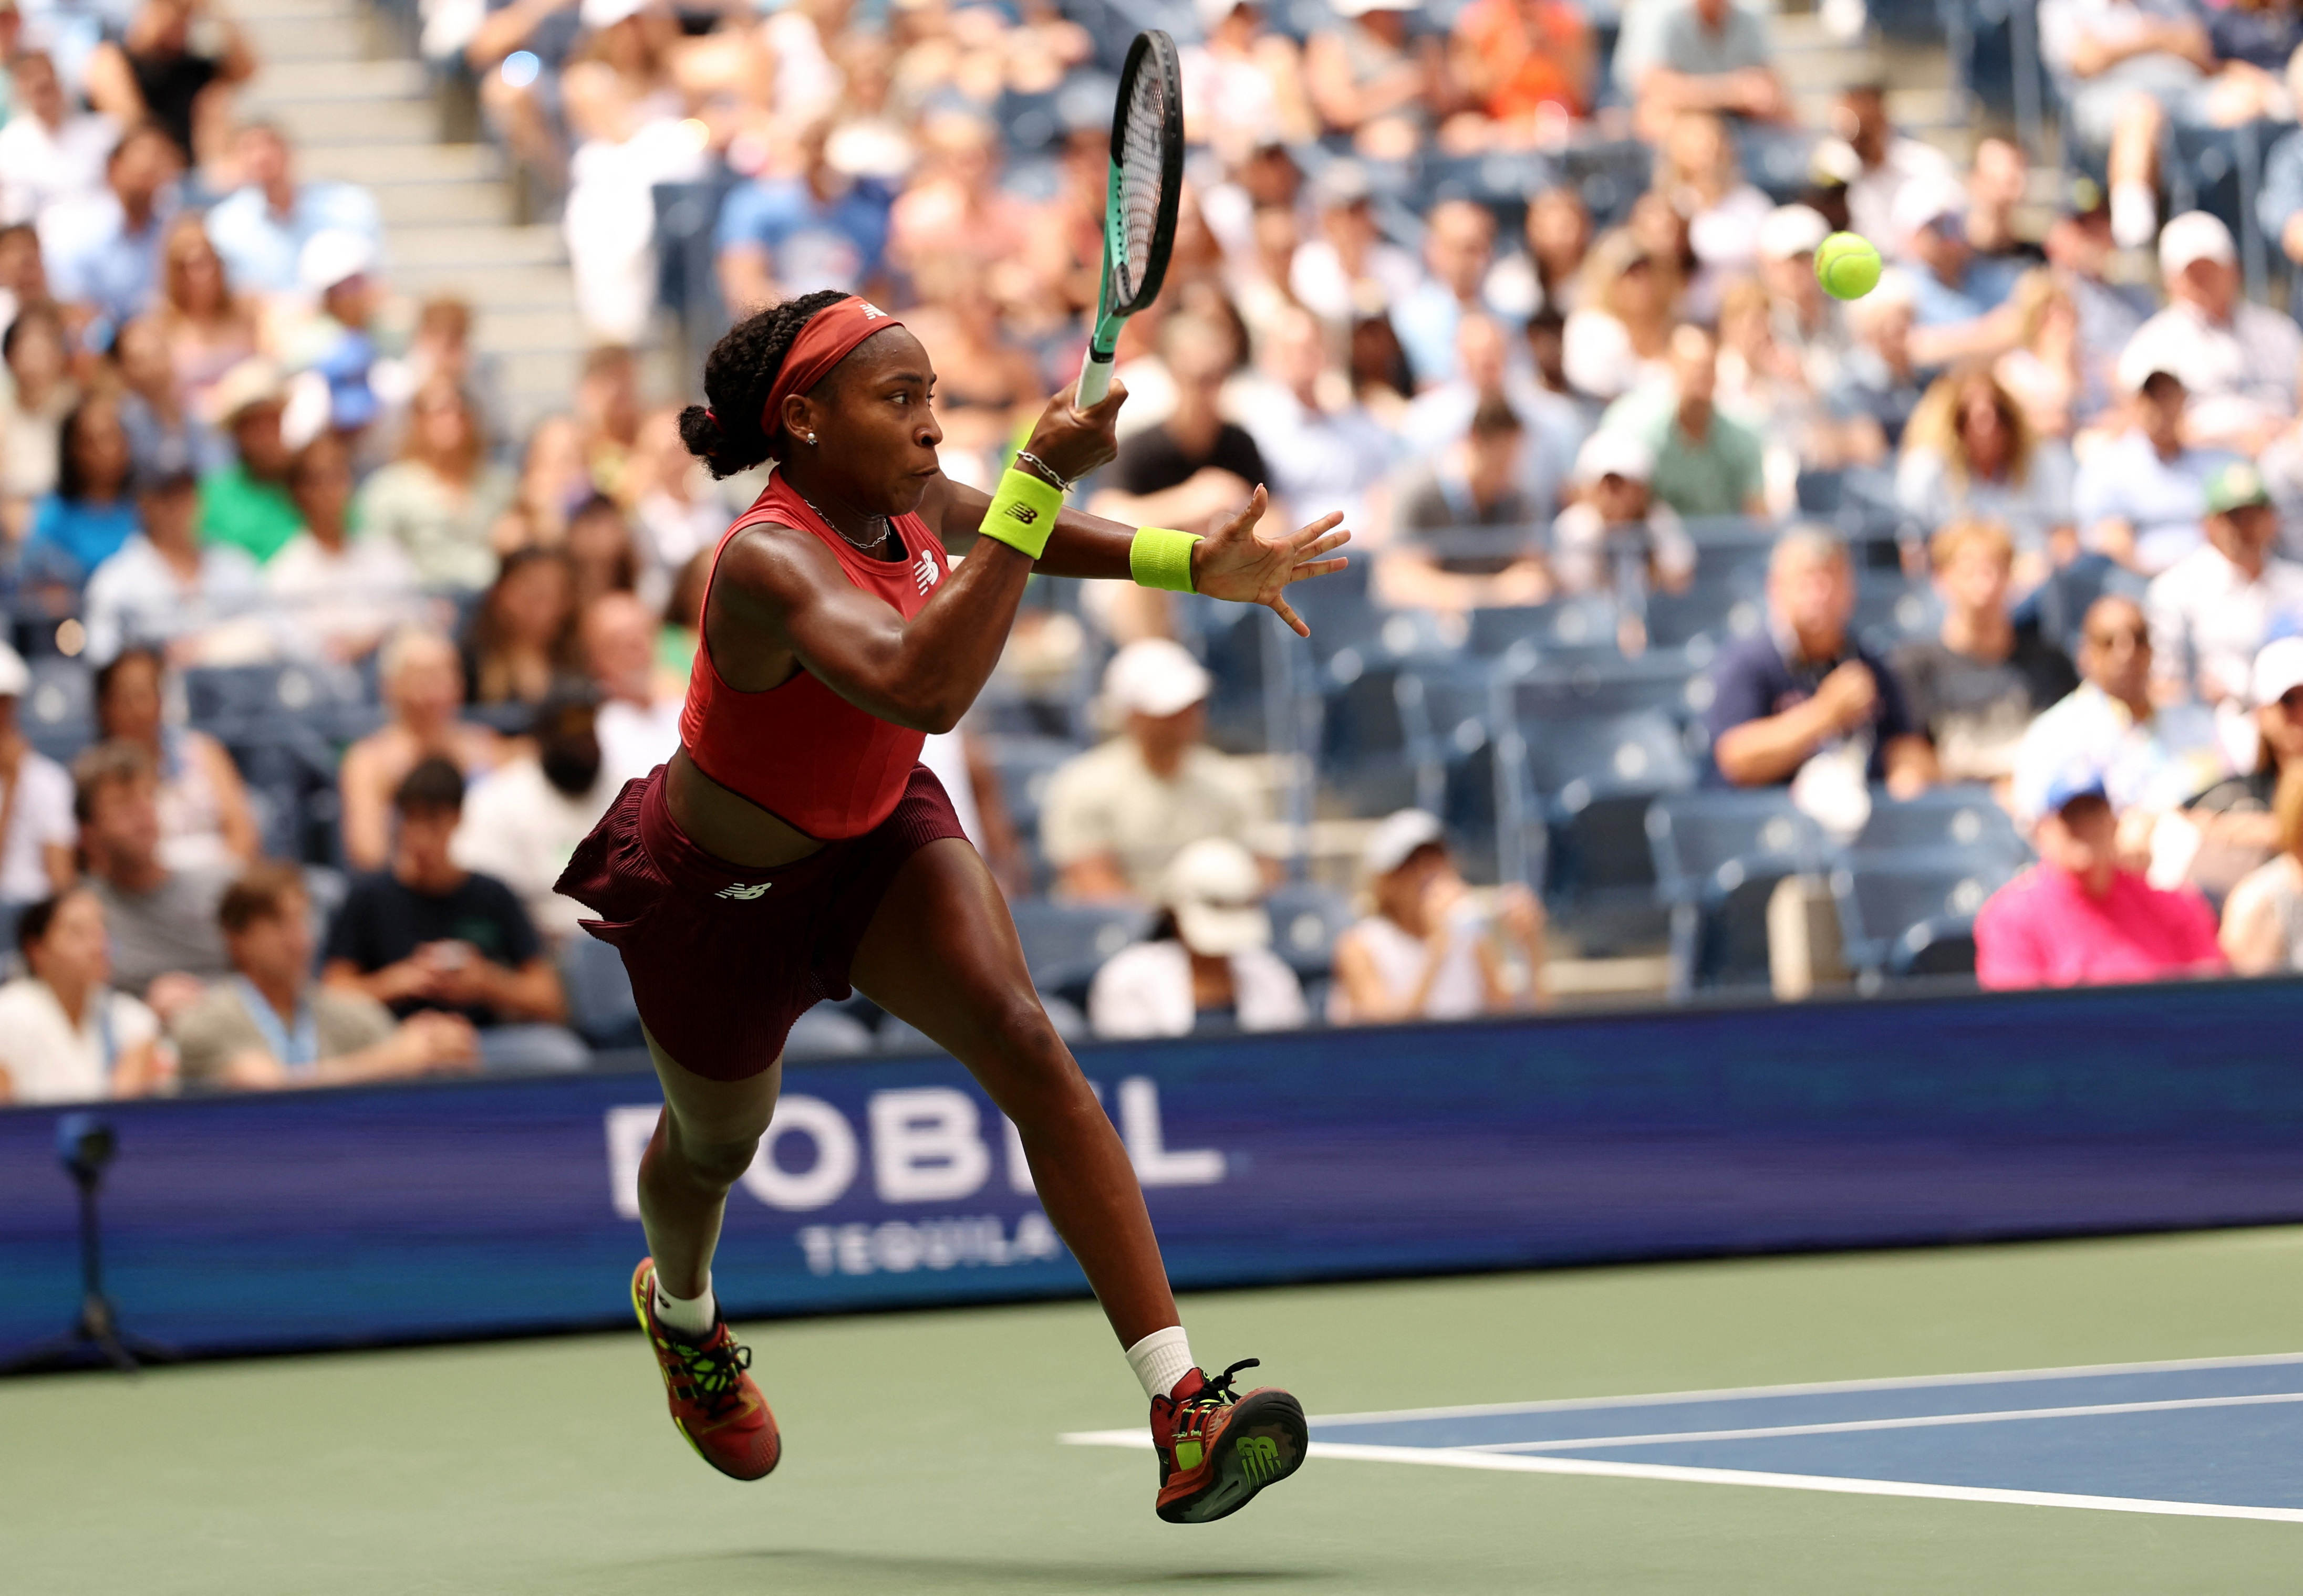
[{"x1": 797, "y1": 489, "x2": 891, "y2": 554}]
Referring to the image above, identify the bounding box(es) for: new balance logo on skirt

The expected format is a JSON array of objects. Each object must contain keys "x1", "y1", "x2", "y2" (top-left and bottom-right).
[
  {"x1": 914, "y1": 548, "x2": 940, "y2": 595},
  {"x1": 717, "y1": 882, "x2": 771, "y2": 900}
]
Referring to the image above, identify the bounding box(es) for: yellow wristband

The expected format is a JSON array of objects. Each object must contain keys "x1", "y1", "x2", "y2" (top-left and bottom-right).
[
  {"x1": 978, "y1": 466, "x2": 1064, "y2": 561},
  {"x1": 1130, "y1": 525, "x2": 1201, "y2": 593}
]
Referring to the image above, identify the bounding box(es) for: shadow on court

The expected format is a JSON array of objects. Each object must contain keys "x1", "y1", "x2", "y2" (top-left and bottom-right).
[{"x1": 689, "y1": 1549, "x2": 1340, "y2": 1590}]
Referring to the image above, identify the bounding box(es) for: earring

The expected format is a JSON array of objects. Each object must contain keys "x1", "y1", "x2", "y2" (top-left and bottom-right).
[{"x1": 806, "y1": 433, "x2": 818, "y2": 444}]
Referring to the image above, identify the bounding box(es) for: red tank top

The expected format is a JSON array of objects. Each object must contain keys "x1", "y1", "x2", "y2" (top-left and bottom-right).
[{"x1": 677, "y1": 473, "x2": 951, "y2": 839}]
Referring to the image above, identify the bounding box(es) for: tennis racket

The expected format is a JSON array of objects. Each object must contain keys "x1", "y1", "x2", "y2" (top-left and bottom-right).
[{"x1": 1076, "y1": 29, "x2": 1183, "y2": 407}]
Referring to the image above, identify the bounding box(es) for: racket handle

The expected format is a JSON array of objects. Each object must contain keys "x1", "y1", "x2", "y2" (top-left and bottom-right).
[{"x1": 1076, "y1": 351, "x2": 1116, "y2": 407}]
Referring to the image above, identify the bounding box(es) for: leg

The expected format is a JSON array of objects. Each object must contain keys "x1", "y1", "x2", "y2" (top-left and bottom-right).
[
  {"x1": 637, "y1": 1029, "x2": 782, "y2": 1300},
  {"x1": 849, "y1": 839, "x2": 1179, "y2": 1348}
]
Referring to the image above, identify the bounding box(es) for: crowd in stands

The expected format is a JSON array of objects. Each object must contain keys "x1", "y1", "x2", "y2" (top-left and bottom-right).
[{"x1": 7, "y1": 0, "x2": 2303, "y2": 1102}]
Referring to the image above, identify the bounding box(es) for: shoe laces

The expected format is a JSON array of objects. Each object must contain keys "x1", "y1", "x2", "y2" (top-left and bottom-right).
[
  {"x1": 672, "y1": 1331, "x2": 753, "y2": 1420},
  {"x1": 1180, "y1": 1358, "x2": 1259, "y2": 1414}
]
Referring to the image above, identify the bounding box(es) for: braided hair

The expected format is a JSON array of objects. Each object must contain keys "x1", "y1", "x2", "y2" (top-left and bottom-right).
[{"x1": 677, "y1": 288, "x2": 851, "y2": 479}]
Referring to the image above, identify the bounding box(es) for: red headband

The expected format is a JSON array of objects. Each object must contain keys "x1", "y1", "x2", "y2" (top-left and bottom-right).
[{"x1": 762, "y1": 296, "x2": 905, "y2": 447}]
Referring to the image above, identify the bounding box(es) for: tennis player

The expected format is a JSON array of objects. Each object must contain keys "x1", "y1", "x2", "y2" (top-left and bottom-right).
[{"x1": 557, "y1": 290, "x2": 1346, "y2": 1523}]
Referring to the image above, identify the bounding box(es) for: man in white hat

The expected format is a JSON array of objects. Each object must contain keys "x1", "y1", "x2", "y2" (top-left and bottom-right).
[
  {"x1": 1549, "y1": 427, "x2": 1694, "y2": 598},
  {"x1": 203, "y1": 120, "x2": 382, "y2": 297},
  {"x1": 2143, "y1": 461, "x2": 2303, "y2": 707},
  {"x1": 1086, "y1": 837, "x2": 1306, "y2": 1039},
  {"x1": 2116, "y1": 213, "x2": 2303, "y2": 450},
  {"x1": 0, "y1": 641, "x2": 77, "y2": 904},
  {"x1": 1040, "y1": 638, "x2": 1264, "y2": 903}
]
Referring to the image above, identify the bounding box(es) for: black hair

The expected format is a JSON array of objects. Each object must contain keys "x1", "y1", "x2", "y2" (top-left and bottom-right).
[
  {"x1": 1469, "y1": 394, "x2": 1523, "y2": 439},
  {"x1": 393, "y1": 756, "x2": 466, "y2": 816},
  {"x1": 2, "y1": 298, "x2": 63, "y2": 366},
  {"x1": 56, "y1": 393, "x2": 126, "y2": 505},
  {"x1": 16, "y1": 888, "x2": 90, "y2": 958},
  {"x1": 677, "y1": 287, "x2": 850, "y2": 479},
  {"x1": 94, "y1": 645, "x2": 165, "y2": 725}
]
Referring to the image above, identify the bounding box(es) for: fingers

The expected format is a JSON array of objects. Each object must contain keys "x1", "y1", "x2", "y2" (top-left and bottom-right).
[
  {"x1": 1268, "y1": 593, "x2": 1309, "y2": 638},
  {"x1": 1288, "y1": 556, "x2": 1351, "y2": 582},
  {"x1": 1295, "y1": 527, "x2": 1352, "y2": 559},
  {"x1": 1074, "y1": 375, "x2": 1129, "y2": 423},
  {"x1": 1225, "y1": 482, "x2": 1270, "y2": 536},
  {"x1": 1286, "y1": 511, "x2": 1346, "y2": 549}
]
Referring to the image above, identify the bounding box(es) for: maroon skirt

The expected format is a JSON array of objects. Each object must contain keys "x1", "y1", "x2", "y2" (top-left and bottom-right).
[{"x1": 554, "y1": 763, "x2": 968, "y2": 1080}]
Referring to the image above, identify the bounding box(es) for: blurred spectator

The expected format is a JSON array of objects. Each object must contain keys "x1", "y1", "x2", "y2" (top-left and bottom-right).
[
  {"x1": 267, "y1": 431, "x2": 424, "y2": 662},
  {"x1": 452, "y1": 688, "x2": 619, "y2": 944},
  {"x1": 1993, "y1": 269, "x2": 2083, "y2": 443},
  {"x1": 1561, "y1": 229, "x2": 1676, "y2": 402},
  {"x1": 276, "y1": 229, "x2": 386, "y2": 444},
  {"x1": 510, "y1": 412, "x2": 592, "y2": 544},
  {"x1": 1598, "y1": 324, "x2": 1766, "y2": 520},
  {"x1": 338, "y1": 630, "x2": 502, "y2": 872},
  {"x1": 2220, "y1": 763, "x2": 2303, "y2": 974},
  {"x1": 0, "y1": 299, "x2": 73, "y2": 519},
  {"x1": 1549, "y1": 429, "x2": 1695, "y2": 599},
  {"x1": 1093, "y1": 312, "x2": 1266, "y2": 535},
  {"x1": 2144, "y1": 463, "x2": 2303, "y2": 707},
  {"x1": 1393, "y1": 199, "x2": 1518, "y2": 389},
  {"x1": 1184, "y1": 1, "x2": 1316, "y2": 166},
  {"x1": 714, "y1": 120, "x2": 895, "y2": 315},
  {"x1": 1518, "y1": 184, "x2": 1592, "y2": 316},
  {"x1": 1302, "y1": 0, "x2": 1438, "y2": 158},
  {"x1": 0, "y1": 641, "x2": 76, "y2": 903},
  {"x1": 74, "y1": 737, "x2": 233, "y2": 1009},
  {"x1": 572, "y1": 345, "x2": 640, "y2": 494},
  {"x1": 113, "y1": 314, "x2": 220, "y2": 479},
  {"x1": 1382, "y1": 395, "x2": 1548, "y2": 613},
  {"x1": 657, "y1": 546, "x2": 707, "y2": 681},
  {"x1": 467, "y1": 0, "x2": 587, "y2": 189},
  {"x1": 582, "y1": 588, "x2": 678, "y2": 782},
  {"x1": 1754, "y1": 203, "x2": 1846, "y2": 394},
  {"x1": 626, "y1": 405, "x2": 722, "y2": 603},
  {"x1": 356, "y1": 378, "x2": 512, "y2": 591},
  {"x1": 1657, "y1": 110, "x2": 1771, "y2": 298},
  {"x1": 203, "y1": 120, "x2": 381, "y2": 296},
  {"x1": 1288, "y1": 160, "x2": 1420, "y2": 331},
  {"x1": 1041, "y1": 639, "x2": 1262, "y2": 904},
  {"x1": 0, "y1": 52, "x2": 117, "y2": 225},
  {"x1": 1397, "y1": 312, "x2": 1581, "y2": 504},
  {"x1": 886, "y1": 111, "x2": 1028, "y2": 279},
  {"x1": 1623, "y1": 0, "x2": 1791, "y2": 144},
  {"x1": 1963, "y1": 138, "x2": 2046, "y2": 307},
  {"x1": 1448, "y1": 0, "x2": 1591, "y2": 134},
  {"x1": 2072, "y1": 368, "x2": 2232, "y2": 575},
  {"x1": 1823, "y1": 270, "x2": 1924, "y2": 462},
  {"x1": 154, "y1": 213, "x2": 256, "y2": 421},
  {"x1": 0, "y1": 219, "x2": 44, "y2": 337},
  {"x1": 1239, "y1": 304, "x2": 1395, "y2": 531},
  {"x1": 1087, "y1": 837, "x2": 1307, "y2": 1040},
  {"x1": 463, "y1": 546, "x2": 579, "y2": 713},
  {"x1": 1837, "y1": 81, "x2": 1957, "y2": 247},
  {"x1": 2011, "y1": 595, "x2": 2227, "y2": 822},
  {"x1": 1705, "y1": 529, "x2": 1936, "y2": 796},
  {"x1": 89, "y1": 467, "x2": 270, "y2": 667},
  {"x1": 2118, "y1": 213, "x2": 2301, "y2": 450},
  {"x1": 1892, "y1": 178, "x2": 2019, "y2": 369},
  {"x1": 2044, "y1": 182, "x2": 2151, "y2": 424},
  {"x1": 322, "y1": 756, "x2": 586, "y2": 1071},
  {"x1": 1897, "y1": 363, "x2": 2074, "y2": 565},
  {"x1": 85, "y1": 0, "x2": 255, "y2": 166},
  {"x1": 198, "y1": 357, "x2": 302, "y2": 566},
  {"x1": 0, "y1": 887, "x2": 167, "y2": 1103},
  {"x1": 564, "y1": 490, "x2": 639, "y2": 610},
  {"x1": 1891, "y1": 518, "x2": 2079, "y2": 788},
  {"x1": 20, "y1": 392, "x2": 139, "y2": 590},
  {"x1": 37, "y1": 119, "x2": 181, "y2": 327},
  {"x1": 173, "y1": 861, "x2": 479, "y2": 1089},
  {"x1": 1329, "y1": 809, "x2": 1544, "y2": 1023},
  {"x1": 1975, "y1": 773, "x2": 2224, "y2": 988},
  {"x1": 92, "y1": 644, "x2": 257, "y2": 870},
  {"x1": 2188, "y1": 635, "x2": 2303, "y2": 896}
]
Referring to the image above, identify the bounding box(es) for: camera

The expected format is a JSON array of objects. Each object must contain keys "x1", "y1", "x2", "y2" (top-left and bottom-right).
[{"x1": 55, "y1": 1113, "x2": 116, "y2": 1184}]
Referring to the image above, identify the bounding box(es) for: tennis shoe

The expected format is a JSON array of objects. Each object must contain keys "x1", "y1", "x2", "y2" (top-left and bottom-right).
[
  {"x1": 629, "y1": 1258, "x2": 781, "y2": 1480},
  {"x1": 1149, "y1": 1359, "x2": 1306, "y2": 1523}
]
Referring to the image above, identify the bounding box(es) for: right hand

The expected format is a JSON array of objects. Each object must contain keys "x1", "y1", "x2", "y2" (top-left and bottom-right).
[
  {"x1": 1422, "y1": 873, "x2": 1470, "y2": 951},
  {"x1": 397, "y1": 1010, "x2": 481, "y2": 1072},
  {"x1": 1019, "y1": 377, "x2": 1128, "y2": 485},
  {"x1": 1812, "y1": 660, "x2": 1879, "y2": 735}
]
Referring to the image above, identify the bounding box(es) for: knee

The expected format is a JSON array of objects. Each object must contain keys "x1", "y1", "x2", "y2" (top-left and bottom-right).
[
  {"x1": 647, "y1": 1122, "x2": 762, "y2": 1192},
  {"x1": 982, "y1": 999, "x2": 1097, "y2": 1128}
]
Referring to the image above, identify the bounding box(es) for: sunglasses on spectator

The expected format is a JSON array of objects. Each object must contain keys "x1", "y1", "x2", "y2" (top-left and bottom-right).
[{"x1": 2084, "y1": 627, "x2": 2149, "y2": 647}]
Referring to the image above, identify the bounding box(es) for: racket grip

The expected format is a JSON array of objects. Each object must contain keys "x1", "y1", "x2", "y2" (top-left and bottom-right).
[{"x1": 1076, "y1": 352, "x2": 1116, "y2": 407}]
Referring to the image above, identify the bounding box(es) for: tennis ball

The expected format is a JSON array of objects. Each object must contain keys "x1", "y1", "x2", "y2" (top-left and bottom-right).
[{"x1": 1814, "y1": 232, "x2": 1882, "y2": 300}]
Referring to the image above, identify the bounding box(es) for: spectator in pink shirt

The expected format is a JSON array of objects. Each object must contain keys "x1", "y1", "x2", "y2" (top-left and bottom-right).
[{"x1": 1975, "y1": 768, "x2": 2226, "y2": 989}]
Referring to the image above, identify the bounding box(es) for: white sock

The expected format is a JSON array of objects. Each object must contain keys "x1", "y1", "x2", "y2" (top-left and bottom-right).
[
  {"x1": 652, "y1": 1271, "x2": 717, "y2": 1338},
  {"x1": 2111, "y1": 182, "x2": 2156, "y2": 251},
  {"x1": 1125, "y1": 1326, "x2": 1197, "y2": 1402}
]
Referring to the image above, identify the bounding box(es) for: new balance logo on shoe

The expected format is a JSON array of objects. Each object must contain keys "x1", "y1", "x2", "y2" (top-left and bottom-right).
[
  {"x1": 716, "y1": 882, "x2": 771, "y2": 901},
  {"x1": 914, "y1": 547, "x2": 941, "y2": 595}
]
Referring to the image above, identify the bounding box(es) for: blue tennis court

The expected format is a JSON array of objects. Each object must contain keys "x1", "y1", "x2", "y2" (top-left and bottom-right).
[{"x1": 1069, "y1": 1352, "x2": 2303, "y2": 1523}]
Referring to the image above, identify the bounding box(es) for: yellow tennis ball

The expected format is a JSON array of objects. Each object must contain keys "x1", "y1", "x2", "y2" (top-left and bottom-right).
[{"x1": 1814, "y1": 232, "x2": 1882, "y2": 300}]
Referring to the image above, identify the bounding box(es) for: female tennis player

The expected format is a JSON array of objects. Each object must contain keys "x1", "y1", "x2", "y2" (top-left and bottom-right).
[{"x1": 557, "y1": 290, "x2": 1347, "y2": 1524}]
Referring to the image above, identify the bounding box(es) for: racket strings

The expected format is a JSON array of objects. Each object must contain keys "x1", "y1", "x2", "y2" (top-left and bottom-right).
[{"x1": 1115, "y1": 73, "x2": 1168, "y2": 304}]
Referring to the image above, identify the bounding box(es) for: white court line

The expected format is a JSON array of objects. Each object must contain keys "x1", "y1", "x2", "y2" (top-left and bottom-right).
[
  {"x1": 1056, "y1": 1433, "x2": 2303, "y2": 1525},
  {"x1": 1468, "y1": 1390, "x2": 2303, "y2": 1453},
  {"x1": 1298, "y1": 1349, "x2": 2303, "y2": 1427}
]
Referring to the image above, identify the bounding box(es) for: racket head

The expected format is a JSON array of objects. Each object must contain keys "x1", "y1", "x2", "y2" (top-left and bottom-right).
[{"x1": 1104, "y1": 29, "x2": 1184, "y2": 319}]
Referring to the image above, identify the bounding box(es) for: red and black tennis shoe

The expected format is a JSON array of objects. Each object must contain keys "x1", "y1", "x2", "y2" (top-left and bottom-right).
[
  {"x1": 629, "y1": 1258, "x2": 781, "y2": 1480},
  {"x1": 1150, "y1": 1359, "x2": 1307, "y2": 1523}
]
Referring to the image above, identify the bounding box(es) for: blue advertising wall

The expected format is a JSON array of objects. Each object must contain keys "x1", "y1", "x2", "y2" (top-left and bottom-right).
[{"x1": 5, "y1": 978, "x2": 2303, "y2": 1360}]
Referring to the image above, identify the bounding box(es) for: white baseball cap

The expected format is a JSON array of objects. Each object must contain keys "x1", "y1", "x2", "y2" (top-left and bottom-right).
[
  {"x1": 1165, "y1": 837, "x2": 1272, "y2": 956},
  {"x1": 2159, "y1": 210, "x2": 2237, "y2": 277},
  {"x1": 581, "y1": 0, "x2": 647, "y2": 28},
  {"x1": 1574, "y1": 429, "x2": 1654, "y2": 486},
  {"x1": 299, "y1": 229, "x2": 376, "y2": 296},
  {"x1": 2254, "y1": 634, "x2": 2303, "y2": 706},
  {"x1": 1891, "y1": 176, "x2": 1967, "y2": 242},
  {"x1": 1758, "y1": 204, "x2": 1830, "y2": 261},
  {"x1": 1361, "y1": 808, "x2": 1446, "y2": 878},
  {"x1": 0, "y1": 640, "x2": 27, "y2": 698},
  {"x1": 1103, "y1": 638, "x2": 1212, "y2": 719}
]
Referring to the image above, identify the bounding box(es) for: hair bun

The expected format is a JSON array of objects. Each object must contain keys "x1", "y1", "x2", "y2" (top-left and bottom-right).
[{"x1": 676, "y1": 403, "x2": 726, "y2": 467}]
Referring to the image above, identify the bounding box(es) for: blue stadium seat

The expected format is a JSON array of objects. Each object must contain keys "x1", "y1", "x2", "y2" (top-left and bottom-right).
[
  {"x1": 981, "y1": 735, "x2": 1078, "y2": 843},
  {"x1": 559, "y1": 933, "x2": 642, "y2": 1051},
  {"x1": 1501, "y1": 653, "x2": 1708, "y2": 727},
  {"x1": 1509, "y1": 708, "x2": 1693, "y2": 950},
  {"x1": 21, "y1": 655, "x2": 92, "y2": 764},
  {"x1": 1844, "y1": 785, "x2": 2031, "y2": 866},
  {"x1": 1645, "y1": 788, "x2": 1825, "y2": 995},
  {"x1": 1468, "y1": 596, "x2": 1619, "y2": 661},
  {"x1": 1320, "y1": 661, "x2": 1419, "y2": 818},
  {"x1": 1398, "y1": 662, "x2": 1502, "y2": 873},
  {"x1": 185, "y1": 662, "x2": 371, "y2": 742},
  {"x1": 1851, "y1": 579, "x2": 1941, "y2": 656},
  {"x1": 1007, "y1": 900, "x2": 1155, "y2": 1006},
  {"x1": 1830, "y1": 852, "x2": 2017, "y2": 979},
  {"x1": 1264, "y1": 880, "x2": 1355, "y2": 979}
]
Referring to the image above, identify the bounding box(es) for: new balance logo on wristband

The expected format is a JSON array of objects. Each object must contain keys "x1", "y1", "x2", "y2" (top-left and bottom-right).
[
  {"x1": 913, "y1": 548, "x2": 940, "y2": 595},
  {"x1": 1005, "y1": 503, "x2": 1040, "y2": 525},
  {"x1": 716, "y1": 882, "x2": 771, "y2": 901}
]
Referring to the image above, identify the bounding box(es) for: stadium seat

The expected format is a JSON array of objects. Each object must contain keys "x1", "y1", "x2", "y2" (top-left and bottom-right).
[
  {"x1": 1646, "y1": 788, "x2": 1825, "y2": 996},
  {"x1": 184, "y1": 662, "x2": 372, "y2": 743},
  {"x1": 1006, "y1": 900, "x2": 1155, "y2": 1007},
  {"x1": 1264, "y1": 880, "x2": 1355, "y2": 980},
  {"x1": 21, "y1": 655, "x2": 93, "y2": 763},
  {"x1": 1851, "y1": 580, "x2": 1941, "y2": 656},
  {"x1": 1320, "y1": 661, "x2": 1418, "y2": 818},
  {"x1": 559, "y1": 932, "x2": 642, "y2": 1051},
  {"x1": 1830, "y1": 852, "x2": 2017, "y2": 980},
  {"x1": 1845, "y1": 786, "x2": 2031, "y2": 867},
  {"x1": 1509, "y1": 708, "x2": 1694, "y2": 951},
  {"x1": 1503, "y1": 653, "x2": 1709, "y2": 726},
  {"x1": 1467, "y1": 596, "x2": 1619, "y2": 661},
  {"x1": 981, "y1": 734, "x2": 1080, "y2": 844}
]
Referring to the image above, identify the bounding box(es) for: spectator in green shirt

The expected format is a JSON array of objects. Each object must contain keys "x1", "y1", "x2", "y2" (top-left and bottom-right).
[
  {"x1": 1596, "y1": 323, "x2": 1768, "y2": 520},
  {"x1": 197, "y1": 357, "x2": 302, "y2": 566}
]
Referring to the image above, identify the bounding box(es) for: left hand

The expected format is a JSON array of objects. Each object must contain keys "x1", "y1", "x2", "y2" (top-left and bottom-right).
[{"x1": 1190, "y1": 486, "x2": 1351, "y2": 638}]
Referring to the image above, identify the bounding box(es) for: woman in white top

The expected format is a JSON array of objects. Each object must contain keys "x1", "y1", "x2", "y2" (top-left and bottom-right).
[
  {"x1": 2221, "y1": 764, "x2": 2303, "y2": 975},
  {"x1": 1088, "y1": 838, "x2": 1308, "y2": 1040},
  {"x1": 1330, "y1": 809, "x2": 1547, "y2": 1024},
  {"x1": 0, "y1": 887, "x2": 167, "y2": 1104},
  {"x1": 1561, "y1": 227, "x2": 1678, "y2": 402},
  {"x1": 95, "y1": 645, "x2": 260, "y2": 872}
]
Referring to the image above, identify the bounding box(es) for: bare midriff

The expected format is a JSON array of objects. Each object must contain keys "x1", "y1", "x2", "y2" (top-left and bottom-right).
[{"x1": 665, "y1": 746, "x2": 829, "y2": 869}]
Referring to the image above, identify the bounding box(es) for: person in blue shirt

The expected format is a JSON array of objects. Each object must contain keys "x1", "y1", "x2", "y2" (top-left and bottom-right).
[
  {"x1": 36, "y1": 120, "x2": 179, "y2": 330},
  {"x1": 2071, "y1": 367, "x2": 2236, "y2": 575},
  {"x1": 20, "y1": 393, "x2": 140, "y2": 593},
  {"x1": 713, "y1": 126, "x2": 894, "y2": 317},
  {"x1": 203, "y1": 121, "x2": 383, "y2": 296}
]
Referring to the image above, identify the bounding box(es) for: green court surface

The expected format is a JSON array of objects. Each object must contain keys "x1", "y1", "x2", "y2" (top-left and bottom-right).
[{"x1": 6, "y1": 1227, "x2": 2303, "y2": 1595}]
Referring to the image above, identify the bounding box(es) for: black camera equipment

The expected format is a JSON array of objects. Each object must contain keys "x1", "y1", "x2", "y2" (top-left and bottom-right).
[{"x1": 1, "y1": 1113, "x2": 174, "y2": 1374}]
